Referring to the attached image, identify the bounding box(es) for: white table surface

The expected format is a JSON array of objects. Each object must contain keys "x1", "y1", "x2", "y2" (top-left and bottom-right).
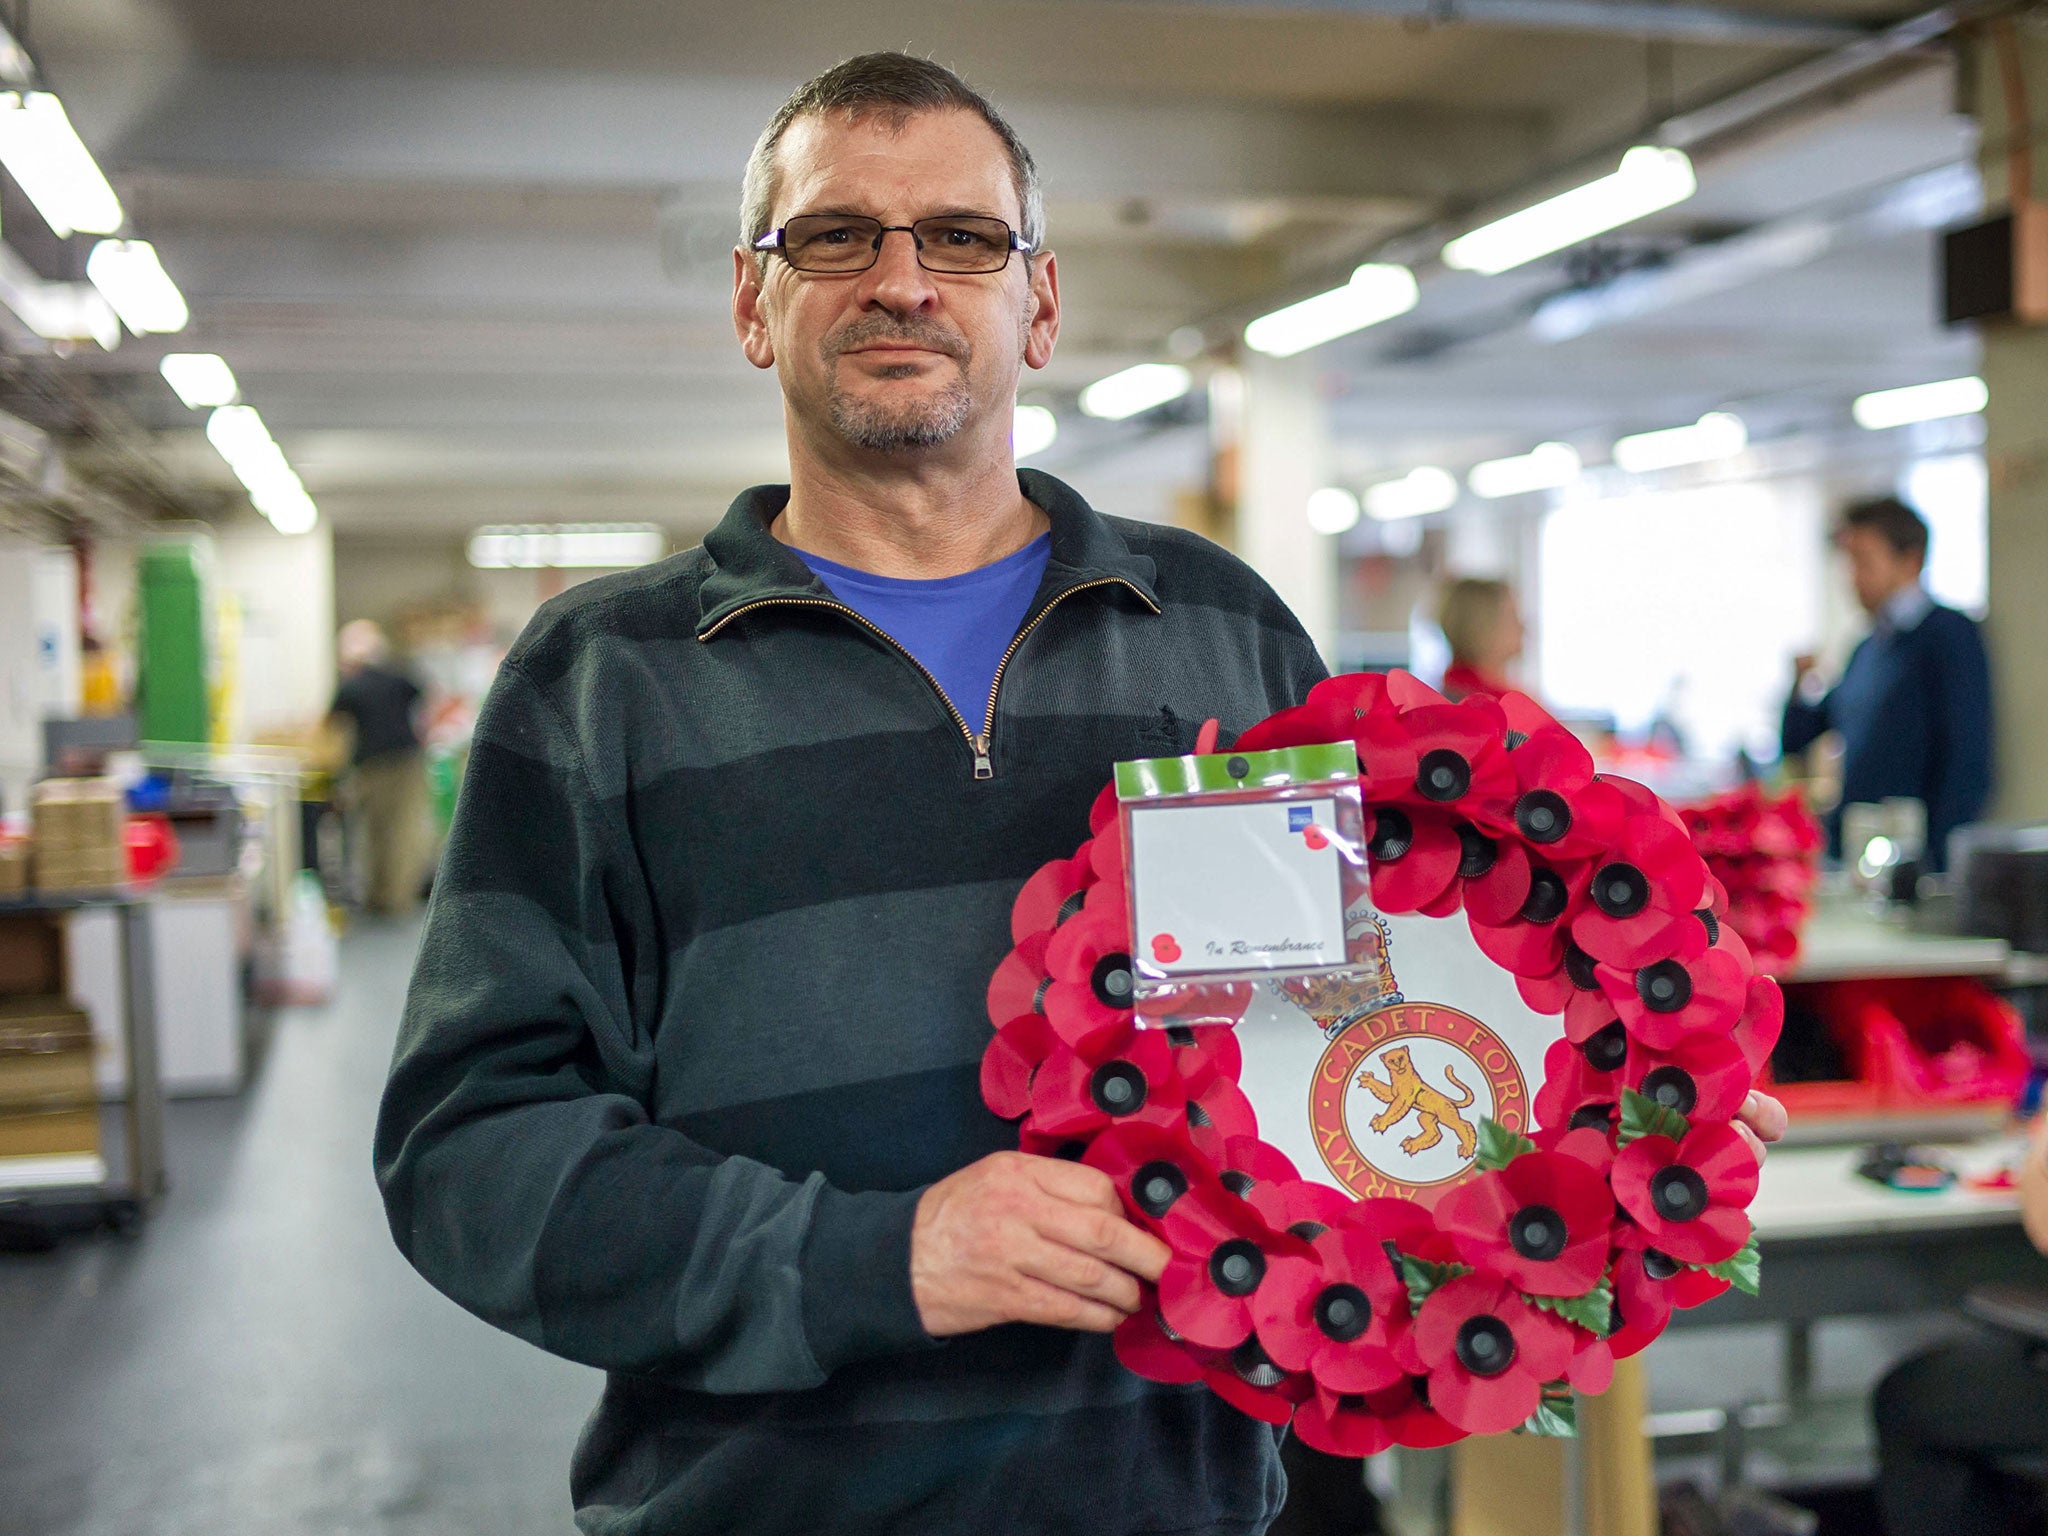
[
  {"x1": 1784, "y1": 903, "x2": 2012, "y2": 983},
  {"x1": 1750, "y1": 1137, "x2": 2025, "y2": 1241}
]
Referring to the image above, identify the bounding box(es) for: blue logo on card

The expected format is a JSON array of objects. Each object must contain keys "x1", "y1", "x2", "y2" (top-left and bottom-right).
[{"x1": 1288, "y1": 806, "x2": 1314, "y2": 833}]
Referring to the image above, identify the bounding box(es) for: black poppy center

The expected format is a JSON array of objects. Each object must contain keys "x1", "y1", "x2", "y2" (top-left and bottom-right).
[
  {"x1": 1091, "y1": 952, "x2": 1134, "y2": 1007},
  {"x1": 1570, "y1": 1103, "x2": 1617, "y2": 1132},
  {"x1": 1592, "y1": 861, "x2": 1651, "y2": 919},
  {"x1": 1133, "y1": 1160, "x2": 1187, "y2": 1218},
  {"x1": 1642, "y1": 1247, "x2": 1682, "y2": 1281},
  {"x1": 1033, "y1": 975, "x2": 1054, "y2": 1013},
  {"x1": 1315, "y1": 1283, "x2": 1373, "y2": 1343},
  {"x1": 1288, "y1": 1219, "x2": 1331, "y2": 1242},
  {"x1": 1210, "y1": 1239, "x2": 1267, "y2": 1298},
  {"x1": 1417, "y1": 748, "x2": 1473, "y2": 803},
  {"x1": 1580, "y1": 1019, "x2": 1629, "y2": 1072},
  {"x1": 1636, "y1": 960, "x2": 1693, "y2": 1014},
  {"x1": 1055, "y1": 889, "x2": 1087, "y2": 927},
  {"x1": 1166, "y1": 1025, "x2": 1197, "y2": 1048},
  {"x1": 1520, "y1": 868, "x2": 1570, "y2": 925},
  {"x1": 1696, "y1": 907, "x2": 1720, "y2": 945},
  {"x1": 1219, "y1": 1169, "x2": 1256, "y2": 1198},
  {"x1": 1232, "y1": 1337, "x2": 1287, "y2": 1388},
  {"x1": 1456, "y1": 822, "x2": 1497, "y2": 879},
  {"x1": 1516, "y1": 790, "x2": 1572, "y2": 846},
  {"x1": 1454, "y1": 1315, "x2": 1518, "y2": 1377},
  {"x1": 1368, "y1": 807, "x2": 1415, "y2": 862},
  {"x1": 1510, "y1": 1204, "x2": 1569, "y2": 1263},
  {"x1": 1642, "y1": 1065, "x2": 1698, "y2": 1115},
  {"x1": 1564, "y1": 942, "x2": 1601, "y2": 991},
  {"x1": 1090, "y1": 1061, "x2": 1147, "y2": 1116},
  {"x1": 1650, "y1": 1165, "x2": 1710, "y2": 1223}
]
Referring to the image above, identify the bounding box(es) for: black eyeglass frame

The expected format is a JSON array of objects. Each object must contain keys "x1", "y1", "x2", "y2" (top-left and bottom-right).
[{"x1": 752, "y1": 214, "x2": 1037, "y2": 275}]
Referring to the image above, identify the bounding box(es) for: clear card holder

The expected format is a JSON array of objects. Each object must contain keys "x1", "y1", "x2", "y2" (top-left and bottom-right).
[{"x1": 1118, "y1": 741, "x2": 1372, "y2": 1027}]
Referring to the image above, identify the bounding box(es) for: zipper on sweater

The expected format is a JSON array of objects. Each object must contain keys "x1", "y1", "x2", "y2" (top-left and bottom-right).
[{"x1": 700, "y1": 578, "x2": 1158, "y2": 780}]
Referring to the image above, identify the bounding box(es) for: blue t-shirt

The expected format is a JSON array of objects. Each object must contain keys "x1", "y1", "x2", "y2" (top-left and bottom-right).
[{"x1": 794, "y1": 533, "x2": 1052, "y2": 737}]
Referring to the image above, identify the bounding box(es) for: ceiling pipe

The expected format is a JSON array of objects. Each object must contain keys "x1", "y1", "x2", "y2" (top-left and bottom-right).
[{"x1": 1161, "y1": 0, "x2": 1869, "y2": 49}]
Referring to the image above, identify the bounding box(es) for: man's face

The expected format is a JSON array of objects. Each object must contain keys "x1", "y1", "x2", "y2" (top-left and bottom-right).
[
  {"x1": 733, "y1": 109, "x2": 1058, "y2": 458},
  {"x1": 1840, "y1": 526, "x2": 1923, "y2": 615}
]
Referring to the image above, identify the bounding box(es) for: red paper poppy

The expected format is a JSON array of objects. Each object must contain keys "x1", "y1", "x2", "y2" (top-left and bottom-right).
[
  {"x1": 1529, "y1": 1122, "x2": 1618, "y2": 1176},
  {"x1": 1217, "y1": 1136, "x2": 1302, "y2": 1226},
  {"x1": 1251, "y1": 1225, "x2": 1409, "y2": 1392},
  {"x1": 1042, "y1": 900, "x2": 1138, "y2": 1056},
  {"x1": 1597, "y1": 924, "x2": 1747, "y2": 1050},
  {"x1": 1502, "y1": 726, "x2": 1628, "y2": 861},
  {"x1": 1113, "y1": 1295, "x2": 1218, "y2": 1384},
  {"x1": 985, "y1": 929, "x2": 1053, "y2": 1032},
  {"x1": 1567, "y1": 1331, "x2": 1615, "y2": 1395},
  {"x1": 1609, "y1": 1224, "x2": 1730, "y2": 1358},
  {"x1": 1160, "y1": 1022, "x2": 1243, "y2": 1095},
  {"x1": 1363, "y1": 697, "x2": 1517, "y2": 831},
  {"x1": 1433, "y1": 1149, "x2": 1613, "y2": 1296},
  {"x1": 1025, "y1": 1031, "x2": 1187, "y2": 1146},
  {"x1": 1571, "y1": 814, "x2": 1708, "y2": 968},
  {"x1": 1471, "y1": 856, "x2": 1593, "y2": 979},
  {"x1": 1184, "y1": 1076, "x2": 1260, "y2": 1162},
  {"x1": 1402, "y1": 1272, "x2": 1577, "y2": 1435},
  {"x1": 1730, "y1": 976, "x2": 1785, "y2": 1074},
  {"x1": 1011, "y1": 850, "x2": 1097, "y2": 945},
  {"x1": 1294, "y1": 1385, "x2": 1397, "y2": 1458},
  {"x1": 1157, "y1": 1188, "x2": 1311, "y2": 1350},
  {"x1": 1532, "y1": 1030, "x2": 1623, "y2": 1134},
  {"x1": 1522, "y1": 939, "x2": 1635, "y2": 1044},
  {"x1": 1231, "y1": 671, "x2": 1393, "y2": 757},
  {"x1": 1201, "y1": 1339, "x2": 1315, "y2": 1424},
  {"x1": 1612, "y1": 1124, "x2": 1757, "y2": 1265},
  {"x1": 1363, "y1": 805, "x2": 1464, "y2": 914},
  {"x1": 1082, "y1": 1121, "x2": 1223, "y2": 1238},
  {"x1": 981, "y1": 1012, "x2": 1060, "y2": 1120},
  {"x1": 1624, "y1": 1029, "x2": 1751, "y2": 1124}
]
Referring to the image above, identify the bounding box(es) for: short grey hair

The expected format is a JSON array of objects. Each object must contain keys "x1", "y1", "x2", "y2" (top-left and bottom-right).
[{"x1": 740, "y1": 53, "x2": 1045, "y2": 261}]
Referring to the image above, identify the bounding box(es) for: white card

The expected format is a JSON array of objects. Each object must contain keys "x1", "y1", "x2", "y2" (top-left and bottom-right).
[
  {"x1": 1127, "y1": 796, "x2": 1349, "y2": 978},
  {"x1": 1231, "y1": 901, "x2": 1568, "y2": 1208}
]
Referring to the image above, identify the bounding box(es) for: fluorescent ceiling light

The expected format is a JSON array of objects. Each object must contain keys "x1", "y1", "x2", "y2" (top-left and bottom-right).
[
  {"x1": 1468, "y1": 441, "x2": 1581, "y2": 499},
  {"x1": 160, "y1": 353, "x2": 239, "y2": 409},
  {"x1": 0, "y1": 92, "x2": 123, "y2": 237},
  {"x1": 206, "y1": 405, "x2": 277, "y2": 469},
  {"x1": 1612, "y1": 411, "x2": 1747, "y2": 474},
  {"x1": 1443, "y1": 146, "x2": 1697, "y2": 277},
  {"x1": 253, "y1": 479, "x2": 318, "y2": 536},
  {"x1": 1243, "y1": 264, "x2": 1420, "y2": 358},
  {"x1": 1305, "y1": 486, "x2": 1361, "y2": 535},
  {"x1": 467, "y1": 524, "x2": 666, "y2": 570},
  {"x1": 86, "y1": 240, "x2": 188, "y2": 334},
  {"x1": 1078, "y1": 363, "x2": 1191, "y2": 421},
  {"x1": 1012, "y1": 403, "x2": 1057, "y2": 458},
  {"x1": 1852, "y1": 376, "x2": 1987, "y2": 431},
  {"x1": 1364, "y1": 466, "x2": 1458, "y2": 521}
]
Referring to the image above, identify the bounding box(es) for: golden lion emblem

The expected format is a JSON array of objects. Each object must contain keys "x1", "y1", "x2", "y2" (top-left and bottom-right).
[{"x1": 1356, "y1": 1044, "x2": 1478, "y2": 1159}]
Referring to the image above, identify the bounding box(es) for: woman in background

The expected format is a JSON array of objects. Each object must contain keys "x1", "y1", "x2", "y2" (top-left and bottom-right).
[{"x1": 1438, "y1": 577, "x2": 1524, "y2": 701}]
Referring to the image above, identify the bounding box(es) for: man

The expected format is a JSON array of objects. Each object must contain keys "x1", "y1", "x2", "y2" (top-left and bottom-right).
[
  {"x1": 1873, "y1": 1115, "x2": 2048, "y2": 1533},
  {"x1": 328, "y1": 619, "x2": 430, "y2": 916},
  {"x1": 376, "y1": 54, "x2": 1784, "y2": 1536},
  {"x1": 1782, "y1": 495, "x2": 1992, "y2": 873}
]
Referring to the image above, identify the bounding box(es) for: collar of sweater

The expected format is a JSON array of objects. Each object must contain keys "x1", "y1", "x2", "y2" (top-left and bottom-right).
[{"x1": 695, "y1": 468, "x2": 1159, "y2": 638}]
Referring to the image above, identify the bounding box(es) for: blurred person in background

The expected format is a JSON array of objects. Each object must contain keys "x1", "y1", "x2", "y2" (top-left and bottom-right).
[
  {"x1": 1781, "y1": 496, "x2": 1991, "y2": 873},
  {"x1": 1873, "y1": 1114, "x2": 2048, "y2": 1534},
  {"x1": 327, "y1": 619, "x2": 429, "y2": 916},
  {"x1": 1438, "y1": 576, "x2": 1524, "y2": 701}
]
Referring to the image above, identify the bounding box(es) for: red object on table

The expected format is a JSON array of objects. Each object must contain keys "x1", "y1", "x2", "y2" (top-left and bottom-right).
[{"x1": 124, "y1": 813, "x2": 179, "y2": 884}]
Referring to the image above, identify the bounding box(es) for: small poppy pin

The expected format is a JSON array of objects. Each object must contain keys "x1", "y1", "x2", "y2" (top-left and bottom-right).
[{"x1": 1152, "y1": 933, "x2": 1182, "y2": 963}]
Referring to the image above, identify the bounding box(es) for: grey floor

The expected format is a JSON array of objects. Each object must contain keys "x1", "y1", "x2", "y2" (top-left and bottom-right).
[{"x1": 0, "y1": 919, "x2": 600, "y2": 1536}]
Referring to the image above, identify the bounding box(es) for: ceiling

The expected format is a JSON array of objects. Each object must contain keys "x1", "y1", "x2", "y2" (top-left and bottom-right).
[{"x1": 7, "y1": 0, "x2": 1990, "y2": 542}]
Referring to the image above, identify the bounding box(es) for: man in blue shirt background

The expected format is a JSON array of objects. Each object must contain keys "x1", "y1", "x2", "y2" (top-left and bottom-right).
[{"x1": 1783, "y1": 495, "x2": 1993, "y2": 873}]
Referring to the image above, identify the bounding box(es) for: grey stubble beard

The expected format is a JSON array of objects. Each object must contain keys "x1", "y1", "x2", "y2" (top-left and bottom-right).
[{"x1": 826, "y1": 364, "x2": 975, "y2": 453}]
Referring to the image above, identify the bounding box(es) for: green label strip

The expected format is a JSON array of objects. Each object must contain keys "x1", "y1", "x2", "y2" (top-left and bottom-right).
[{"x1": 1114, "y1": 741, "x2": 1357, "y2": 798}]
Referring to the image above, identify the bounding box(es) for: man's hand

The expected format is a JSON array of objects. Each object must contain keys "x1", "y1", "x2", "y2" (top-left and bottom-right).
[
  {"x1": 910, "y1": 1151, "x2": 1170, "y2": 1338},
  {"x1": 1735, "y1": 1089, "x2": 1788, "y2": 1164}
]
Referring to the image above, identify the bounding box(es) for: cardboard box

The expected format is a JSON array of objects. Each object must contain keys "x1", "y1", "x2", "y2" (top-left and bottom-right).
[
  {"x1": 30, "y1": 777, "x2": 126, "y2": 892},
  {"x1": 0, "y1": 840, "x2": 26, "y2": 897},
  {"x1": 0, "y1": 912, "x2": 64, "y2": 994},
  {"x1": 0, "y1": 996, "x2": 94, "y2": 1113},
  {"x1": 0, "y1": 1107, "x2": 98, "y2": 1158}
]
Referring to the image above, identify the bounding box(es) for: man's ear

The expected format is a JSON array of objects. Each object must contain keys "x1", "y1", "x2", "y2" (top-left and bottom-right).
[
  {"x1": 733, "y1": 247, "x2": 776, "y2": 370},
  {"x1": 1022, "y1": 250, "x2": 1060, "y2": 371}
]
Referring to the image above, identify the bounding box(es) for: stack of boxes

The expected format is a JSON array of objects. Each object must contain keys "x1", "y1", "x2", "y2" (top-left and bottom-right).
[
  {"x1": 0, "y1": 914, "x2": 97, "y2": 1163},
  {"x1": 29, "y1": 777, "x2": 127, "y2": 893}
]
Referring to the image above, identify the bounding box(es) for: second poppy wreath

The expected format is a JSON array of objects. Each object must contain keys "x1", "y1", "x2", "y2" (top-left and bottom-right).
[{"x1": 981, "y1": 670, "x2": 1778, "y2": 1452}]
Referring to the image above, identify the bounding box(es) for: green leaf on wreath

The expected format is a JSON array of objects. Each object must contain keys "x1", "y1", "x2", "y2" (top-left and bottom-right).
[
  {"x1": 1474, "y1": 1117, "x2": 1538, "y2": 1172},
  {"x1": 1527, "y1": 1280, "x2": 1615, "y2": 1337},
  {"x1": 1617, "y1": 1086, "x2": 1691, "y2": 1146},
  {"x1": 1694, "y1": 1235, "x2": 1762, "y2": 1297},
  {"x1": 1391, "y1": 1249, "x2": 1473, "y2": 1314},
  {"x1": 1523, "y1": 1391, "x2": 1578, "y2": 1438}
]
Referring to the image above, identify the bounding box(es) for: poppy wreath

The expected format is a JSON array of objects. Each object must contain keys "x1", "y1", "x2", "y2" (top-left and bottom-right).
[
  {"x1": 1676, "y1": 783, "x2": 1824, "y2": 977},
  {"x1": 980, "y1": 669, "x2": 1774, "y2": 1449}
]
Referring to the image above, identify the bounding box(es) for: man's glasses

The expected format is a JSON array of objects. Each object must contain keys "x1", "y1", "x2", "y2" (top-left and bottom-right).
[{"x1": 753, "y1": 214, "x2": 1034, "y2": 275}]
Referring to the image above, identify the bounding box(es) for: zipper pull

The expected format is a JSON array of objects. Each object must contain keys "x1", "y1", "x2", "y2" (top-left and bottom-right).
[{"x1": 971, "y1": 735, "x2": 993, "y2": 780}]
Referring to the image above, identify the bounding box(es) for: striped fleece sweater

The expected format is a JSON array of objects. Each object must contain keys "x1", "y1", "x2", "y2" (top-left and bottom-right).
[{"x1": 374, "y1": 469, "x2": 1328, "y2": 1536}]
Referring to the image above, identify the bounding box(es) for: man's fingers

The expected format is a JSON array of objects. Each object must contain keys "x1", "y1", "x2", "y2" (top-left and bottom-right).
[
  {"x1": 1009, "y1": 1273, "x2": 1128, "y2": 1334},
  {"x1": 1026, "y1": 1154, "x2": 1122, "y2": 1212},
  {"x1": 1015, "y1": 1236, "x2": 1145, "y2": 1317},
  {"x1": 1734, "y1": 1120, "x2": 1766, "y2": 1165},
  {"x1": 1035, "y1": 1197, "x2": 1172, "y2": 1284},
  {"x1": 1739, "y1": 1090, "x2": 1789, "y2": 1144}
]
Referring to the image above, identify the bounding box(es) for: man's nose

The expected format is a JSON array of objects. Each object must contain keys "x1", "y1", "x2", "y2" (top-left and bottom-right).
[{"x1": 857, "y1": 227, "x2": 939, "y2": 311}]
